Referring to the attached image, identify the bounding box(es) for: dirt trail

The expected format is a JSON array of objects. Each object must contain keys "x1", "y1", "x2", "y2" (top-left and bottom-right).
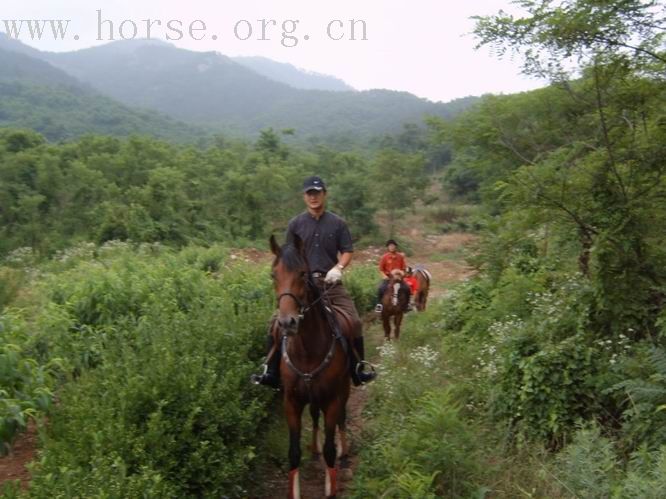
[{"x1": 0, "y1": 422, "x2": 37, "y2": 491}]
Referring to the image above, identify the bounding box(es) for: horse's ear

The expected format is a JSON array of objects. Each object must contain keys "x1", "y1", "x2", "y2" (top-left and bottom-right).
[
  {"x1": 293, "y1": 234, "x2": 305, "y2": 256},
  {"x1": 269, "y1": 235, "x2": 281, "y2": 256}
]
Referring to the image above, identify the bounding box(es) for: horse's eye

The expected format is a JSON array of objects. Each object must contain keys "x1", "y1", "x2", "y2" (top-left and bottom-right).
[{"x1": 270, "y1": 271, "x2": 276, "y2": 280}]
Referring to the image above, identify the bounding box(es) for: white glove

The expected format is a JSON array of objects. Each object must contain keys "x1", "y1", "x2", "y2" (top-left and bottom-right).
[{"x1": 325, "y1": 266, "x2": 343, "y2": 284}]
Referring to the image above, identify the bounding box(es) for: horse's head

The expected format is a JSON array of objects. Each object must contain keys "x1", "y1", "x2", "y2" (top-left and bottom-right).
[
  {"x1": 270, "y1": 234, "x2": 310, "y2": 336},
  {"x1": 389, "y1": 268, "x2": 405, "y2": 282}
]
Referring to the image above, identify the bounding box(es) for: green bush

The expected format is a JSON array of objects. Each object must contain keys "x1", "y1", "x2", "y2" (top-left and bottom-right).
[
  {"x1": 0, "y1": 313, "x2": 60, "y2": 454},
  {"x1": 553, "y1": 426, "x2": 666, "y2": 499},
  {"x1": 343, "y1": 264, "x2": 378, "y2": 314},
  {"x1": 0, "y1": 267, "x2": 26, "y2": 311},
  {"x1": 350, "y1": 302, "x2": 488, "y2": 498},
  {"x1": 4, "y1": 244, "x2": 278, "y2": 497},
  {"x1": 608, "y1": 347, "x2": 666, "y2": 451},
  {"x1": 494, "y1": 333, "x2": 600, "y2": 446},
  {"x1": 442, "y1": 270, "x2": 616, "y2": 446},
  {"x1": 553, "y1": 425, "x2": 616, "y2": 498}
]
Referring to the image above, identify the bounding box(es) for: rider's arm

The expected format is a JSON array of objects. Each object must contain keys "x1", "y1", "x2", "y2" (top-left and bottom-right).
[
  {"x1": 336, "y1": 218, "x2": 354, "y2": 271},
  {"x1": 379, "y1": 254, "x2": 389, "y2": 277},
  {"x1": 338, "y1": 251, "x2": 353, "y2": 270}
]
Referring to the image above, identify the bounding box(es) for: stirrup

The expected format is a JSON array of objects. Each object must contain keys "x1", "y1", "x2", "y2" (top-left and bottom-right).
[
  {"x1": 355, "y1": 361, "x2": 377, "y2": 382},
  {"x1": 250, "y1": 364, "x2": 268, "y2": 385}
]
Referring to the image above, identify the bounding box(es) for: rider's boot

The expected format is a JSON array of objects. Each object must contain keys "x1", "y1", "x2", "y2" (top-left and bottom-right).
[
  {"x1": 374, "y1": 287, "x2": 384, "y2": 313},
  {"x1": 350, "y1": 336, "x2": 377, "y2": 386},
  {"x1": 402, "y1": 284, "x2": 413, "y2": 312},
  {"x1": 250, "y1": 335, "x2": 281, "y2": 389}
]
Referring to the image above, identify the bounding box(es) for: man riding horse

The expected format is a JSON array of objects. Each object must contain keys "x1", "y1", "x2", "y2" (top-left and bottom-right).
[
  {"x1": 251, "y1": 175, "x2": 377, "y2": 389},
  {"x1": 374, "y1": 239, "x2": 412, "y2": 313}
]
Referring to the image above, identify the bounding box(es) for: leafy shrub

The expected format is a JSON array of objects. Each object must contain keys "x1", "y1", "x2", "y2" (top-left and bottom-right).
[
  {"x1": 617, "y1": 446, "x2": 666, "y2": 498},
  {"x1": 608, "y1": 347, "x2": 666, "y2": 451},
  {"x1": 0, "y1": 313, "x2": 60, "y2": 454},
  {"x1": 7, "y1": 244, "x2": 278, "y2": 497},
  {"x1": 352, "y1": 388, "x2": 484, "y2": 498},
  {"x1": 554, "y1": 424, "x2": 616, "y2": 498},
  {"x1": 443, "y1": 270, "x2": 613, "y2": 446},
  {"x1": 343, "y1": 264, "x2": 378, "y2": 313},
  {"x1": 0, "y1": 267, "x2": 26, "y2": 311},
  {"x1": 554, "y1": 426, "x2": 666, "y2": 499},
  {"x1": 494, "y1": 333, "x2": 600, "y2": 446},
  {"x1": 351, "y1": 302, "x2": 487, "y2": 498}
]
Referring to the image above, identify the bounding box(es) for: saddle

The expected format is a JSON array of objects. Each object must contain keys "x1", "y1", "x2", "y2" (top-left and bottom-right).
[{"x1": 308, "y1": 280, "x2": 352, "y2": 354}]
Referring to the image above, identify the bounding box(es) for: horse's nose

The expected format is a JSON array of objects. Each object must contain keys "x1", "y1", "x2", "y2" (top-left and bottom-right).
[{"x1": 278, "y1": 315, "x2": 298, "y2": 332}]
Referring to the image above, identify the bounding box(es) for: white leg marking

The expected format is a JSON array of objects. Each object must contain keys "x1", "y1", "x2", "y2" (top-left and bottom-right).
[
  {"x1": 293, "y1": 469, "x2": 300, "y2": 499},
  {"x1": 325, "y1": 467, "x2": 331, "y2": 497}
]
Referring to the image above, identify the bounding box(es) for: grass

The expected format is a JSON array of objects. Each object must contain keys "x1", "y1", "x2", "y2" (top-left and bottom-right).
[
  {"x1": 348, "y1": 297, "x2": 571, "y2": 498},
  {"x1": 426, "y1": 247, "x2": 468, "y2": 262}
]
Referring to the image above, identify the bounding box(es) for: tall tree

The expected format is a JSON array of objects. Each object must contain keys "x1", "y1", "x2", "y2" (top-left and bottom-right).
[{"x1": 468, "y1": 0, "x2": 666, "y2": 335}]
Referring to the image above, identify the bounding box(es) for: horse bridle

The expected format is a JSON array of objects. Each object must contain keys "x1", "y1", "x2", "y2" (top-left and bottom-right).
[
  {"x1": 275, "y1": 274, "x2": 346, "y2": 387},
  {"x1": 277, "y1": 291, "x2": 307, "y2": 320},
  {"x1": 276, "y1": 275, "x2": 330, "y2": 322}
]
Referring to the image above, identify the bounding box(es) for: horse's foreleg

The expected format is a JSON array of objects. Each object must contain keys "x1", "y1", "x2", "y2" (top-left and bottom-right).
[
  {"x1": 310, "y1": 403, "x2": 322, "y2": 457},
  {"x1": 323, "y1": 401, "x2": 344, "y2": 498},
  {"x1": 382, "y1": 314, "x2": 391, "y2": 341},
  {"x1": 394, "y1": 314, "x2": 403, "y2": 341},
  {"x1": 286, "y1": 399, "x2": 305, "y2": 499},
  {"x1": 338, "y1": 404, "x2": 350, "y2": 467}
]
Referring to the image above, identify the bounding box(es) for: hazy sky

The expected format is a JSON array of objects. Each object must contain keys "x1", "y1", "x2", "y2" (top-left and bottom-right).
[{"x1": 1, "y1": 1, "x2": 547, "y2": 102}]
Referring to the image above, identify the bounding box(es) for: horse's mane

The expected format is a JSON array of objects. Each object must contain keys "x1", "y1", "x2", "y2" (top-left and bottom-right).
[{"x1": 276, "y1": 243, "x2": 308, "y2": 272}]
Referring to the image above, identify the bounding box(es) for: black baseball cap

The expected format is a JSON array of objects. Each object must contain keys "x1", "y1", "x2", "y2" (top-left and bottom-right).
[{"x1": 302, "y1": 175, "x2": 327, "y2": 193}]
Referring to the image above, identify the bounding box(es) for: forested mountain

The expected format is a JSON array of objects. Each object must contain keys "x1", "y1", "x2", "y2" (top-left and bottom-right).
[
  {"x1": 0, "y1": 45, "x2": 205, "y2": 142},
  {"x1": 233, "y1": 56, "x2": 355, "y2": 91},
  {"x1": 0, "y1": 36, "x2": 476, "y2": 140}
]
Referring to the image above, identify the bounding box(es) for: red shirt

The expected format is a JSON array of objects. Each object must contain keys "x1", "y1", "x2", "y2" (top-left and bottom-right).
[
  {"x1": 379, "y1": 251, "x2": 406, "y2": 277},
  {"x1": 404, "y1": 275, "x2": 419, "y2": 294}
]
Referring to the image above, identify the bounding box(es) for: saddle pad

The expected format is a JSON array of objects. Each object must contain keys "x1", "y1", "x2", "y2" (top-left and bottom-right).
[{"x1": 414, "y1": 266, "x2": 432, "y2": 282}]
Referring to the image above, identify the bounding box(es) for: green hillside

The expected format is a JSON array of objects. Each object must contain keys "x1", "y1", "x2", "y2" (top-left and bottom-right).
[
  {"x1": 0, "y1": 46, "x2": 206, "y2": 142},
  {"x1": 15, "y1": 38, "x2": 476, "y2": 139}
]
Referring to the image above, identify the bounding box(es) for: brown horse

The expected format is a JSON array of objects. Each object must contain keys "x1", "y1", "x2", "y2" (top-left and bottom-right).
[
  {"x1": 414, "y1": 266, "x2": 431, "y2": 311},
  {"x1": 380, "y1": 270, "x2": 409, "y2": 340},
  {"x1": 269, "y1": 234, "x2": 350, "y2": 499}
]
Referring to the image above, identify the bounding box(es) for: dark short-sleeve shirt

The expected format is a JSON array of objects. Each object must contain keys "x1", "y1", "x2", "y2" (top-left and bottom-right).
[{"x1": 285, "y1": 211, "x2": 354, "y2": 273}]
